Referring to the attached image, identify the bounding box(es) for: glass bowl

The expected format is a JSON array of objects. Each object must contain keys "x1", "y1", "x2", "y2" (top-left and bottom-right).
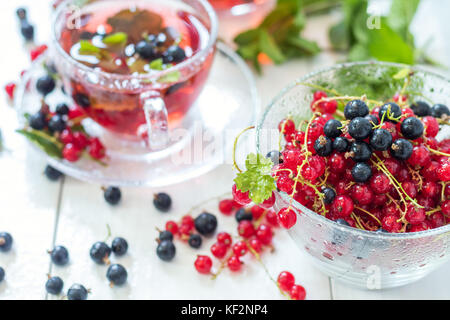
[{"x1": 256, "y1": 61, "x2": 450, "y2": 289}]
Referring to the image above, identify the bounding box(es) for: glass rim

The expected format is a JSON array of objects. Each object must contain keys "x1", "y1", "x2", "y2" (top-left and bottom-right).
[
  {"x1": 256, "y1": 60, "x2": 450, "y2": 240},
  {"x1": 51, "y1": 0, "x2": 219, "y2": 82}
]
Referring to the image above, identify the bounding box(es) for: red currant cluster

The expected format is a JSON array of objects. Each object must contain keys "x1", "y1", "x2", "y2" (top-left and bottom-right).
[
  {"x1": 161, "y1": 198, "x2": 306, "y2": 299},
  {"x1": 234, "y1": 90, "x2": 450, "y2": 234}
]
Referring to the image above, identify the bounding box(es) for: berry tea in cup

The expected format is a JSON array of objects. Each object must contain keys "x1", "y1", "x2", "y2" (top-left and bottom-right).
[{"x1": 52, "y1": 0, "x2": 217, "y2": 147}]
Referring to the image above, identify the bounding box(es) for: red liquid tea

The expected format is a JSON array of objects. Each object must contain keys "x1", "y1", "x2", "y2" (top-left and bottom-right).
[
  {"x1": 57, "y1": 0, "x2": 214, "y2": 137},
  {"x1": 208, "y1": 0, "x2": 267, "y2": 11}
]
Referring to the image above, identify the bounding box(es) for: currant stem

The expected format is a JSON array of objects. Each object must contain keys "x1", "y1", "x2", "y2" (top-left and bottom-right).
[{"x1": 232, "y1": 126, "x2": 255, "y2": 173}]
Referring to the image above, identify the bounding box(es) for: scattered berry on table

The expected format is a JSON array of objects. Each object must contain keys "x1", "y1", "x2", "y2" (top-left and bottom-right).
[
  {"x1": 188, "y1": 234, "x2": 202, "y2": 249},
  {"x1": 36, "y1": 75, "x2": 55, "y2": 96},
  {"x1": 227, "y1": 255, "x2": 242, "y2": 272},
  {"x1": 111, "y1": 237, "x2": 128, "y2": 256},
  {"x1": 156, "y1": 240, "x2": 176, "y2": 261},
  {"x1": 218, "y1": 199, "x2": 234, "y2": 215},
  {"x1": 30, "y1": 44, "x2": 48, "y2": 61},
  {"x1": 194, "y1": 255, "x2": 212, "y2": 274},
  {"x1": 153, "y1": 192, "x2": 172, "y2": 212},
  {"x1": 277, "y1": 207, "x2": 297, "y2": 229},
  {"x1": 216, "y1": 232, "x2": 232, "y2": 247},
  {"x1": 0, "y1": 232, "x2": 13, "y2": 252},
  {"x1": 45, "y1": 276, "x2": 64, "y2": 295},
  {"x1": 210, "y1": 242, "x2": 227, "y2": 259},
  {"x1": 165, "y1": 220, "x2": 178, "y2": 235},
  {"x1": 232, "y1": 241, "x2": 248, "y2": 257},
  {"x1": 90, "y1": 242, "x2": 111, "y2": 265},
  {"x1": 237, "y1": 220, "x2": 255, "y2": 238},
  {"x1": 194, "y1": 212, "x2": 217, "y2": 236},
  {"x1": 277, "y1": 271, "x2": 295, "y2": 292},
  {"x1": 49, "y1": 245, "x2": 69, "y2": 266},
  {"x1": 0, "y1": 267, "x2": 4, "y2": 283},
  {"x1": 44, "y1": 165, "x2": 63, "y2": 181},
  {"x1": 67, "y1": 284, "x2": 89, "y2": 300},
  {"x1": 235, "y1": 208, "x2": 253, "y2": 223},
  {"x1": 159, "y1": 230, "x2": 174, "y2": 242},
  {"x1": 107, "y1": 264, "x2": 128, "y2": 286},
  {"x1": 104, "y1": 186, "x2": 121, "y2": 205},
  {"x1": 290, "y1": 284, "x2": 306, "y2": 300},
  {"x1": 4, "y1": 82, "x2": 16, "y2": 100}
]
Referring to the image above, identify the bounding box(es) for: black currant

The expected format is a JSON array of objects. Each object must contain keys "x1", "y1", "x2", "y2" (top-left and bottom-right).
[
  {"x1": 159, "y1": 230, "x2": 173, "y2": 242},
  {"x1": 188, "y1": 234, "x2": 202, "y2": 249},
  {"x1": 314, "y1": 136, "x2": 333, "y2": 157},
  {"x1": 49, "y1": 245, "x2": 69, "y2": 266},
  {"x1": 332, "y1": 137, "x2": 350, "y2": 153},
  {"x1": 67, "y1": 284, "x2": 88, "y2": 300},
  {"x1": 323, "y1": 119, "x2": 342, "y2": 138},
  {"x1": 401, "y1": 117, "x2": 424, "y2": 140},
  {"x1": 153, "y1": 192, "x2": 172, "y2": 212},
  {"x1": 351, "y1": 162, "x2": 372, "y2": 183},
  {"x1": 44, "y1": 165, "x2": 63, "y2": 181},
  {"x1": 336, "y1": 218, "x2": 350, "y2": 226},
  {"x1": 106, "y1": 264, "x2": 128, "y2": 286},
  {"x1": 36, "y1": 75, "x2": 55, "y2": 96},
  {"x1": 104, "y1": 187, "x2": 121, "y2": 205},
  {"x1": 322, "y1": 187, "x2": 336, "y2": 204},
  {"x1": 349, "y1": 141, "x2": 372, "y2": 162},
  {"x1": 80, "y1": 31, "x2": 96, "y2": 40},
  {"x1": 29, "y1": 112, "x2": 47, "y2": 130},
  {"x1": 0, "y1": 267, "x2": 4, "y2": 283},
  {"x1": 149, "y1": 32, "x2": 167, "y2": 46},
  {"x1": 90, "y1": 242, "x2": 111, "y2": 264},
  {"x1": 235, "y1": 208, "x2": 253, "y2": 222},
  {"x1": 156, "y1": 240, "x2": 176, "y2": 261},
  {"x1": 266, "y1": 150, "x2": 282, "y2": 165},
  {"x1": 55, "y1": 103, "x2": 69, "y2": 115},
  {"x1": 431, "y1": 104, "x2": 450, "y2": 118},
  {"x1": 0, "y1": 232, "x2": 13, "y2": 252},
  {"x1": 194, "y1": 212, "x2": 217, "y2": 236},
  {"x1": 348, "y1": 117, "x2": 372, "y2": 140},
  {"x1": 46, "y1": 276, "x2": 64, "y2": 295},
  {"x1": 111, "y1": 237, "x2": 128, "y2": 256},
  {"x1": 16, "y1": 8, "x2": 27, "y2": 20},
  {"x1": 379, "y1": 102, "x2": 402, "y2": 122},
  {"x1": 370, "y1": 128, "x2": 392, "y2": 151},
  {"x1": 411, "y1": 101, "x2": 431, "y2": 117},
  {"x1": 162, "y1": 45, "x2": 186, "y2": 64},
  {"x1": 21, "y1": 22, "x2": 34, "y2": 41},
  {"x1": 73, "y1": 93, "x2": 90, "y2": 108},
  {"x1": 344, "y1": 99, "x2": 369, "y2": 120},
  {"x1": 135, "y1": 40, "x2": 157, "y2": 60},
  {"x1": 48, "y1": 115, "x2": 66, "y2": 133},
  {"x1": 365, "y1": 114, "x2": 379, "y2": 126},
  {"x1": 390, "y1": 139, "x2": 413, "y2": 160}
]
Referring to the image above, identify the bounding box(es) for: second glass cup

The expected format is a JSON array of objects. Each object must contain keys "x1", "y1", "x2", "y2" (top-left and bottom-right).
[{"x1": 51, "y1": 0, "x2": 218, "y2": 150}]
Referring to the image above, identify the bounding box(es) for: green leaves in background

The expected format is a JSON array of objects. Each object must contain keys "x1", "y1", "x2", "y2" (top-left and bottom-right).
[
  {"x1": 329, "y1": 0, "x2": 424, "y2": 65},
  {"x1": 234, "y1": 153, "x2": 276, "y2": 204},
  {"x1": 234, "y1": 0, "x2": 320, "y2": 73}
]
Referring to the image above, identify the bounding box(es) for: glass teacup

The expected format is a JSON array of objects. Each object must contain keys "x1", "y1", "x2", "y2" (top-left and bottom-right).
[{"x1": 51, "y1": 0, "x2": 218, "y2": 150}]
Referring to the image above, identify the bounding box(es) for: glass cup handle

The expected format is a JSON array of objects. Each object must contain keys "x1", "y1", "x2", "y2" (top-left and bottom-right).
[{"x1": 140, "y1": 91, "x2": 169, "y2": 150}]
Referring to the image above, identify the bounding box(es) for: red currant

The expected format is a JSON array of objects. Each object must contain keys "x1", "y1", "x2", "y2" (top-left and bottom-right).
[
  {"x1": 72, "y1": 131, "x2": 89, "y2": 149},
  {"x1": 256, "y1": 224, "x2": 273, "y2": 245},
  {"x1": 210, "y1": 242, "x2": 228, "y2": 259},
  {"x1": 194, "y1": 255, "x2": 212, "y2": 274},
  {"x1": 408, "y1": 145, "x2": 431, "y2": 167},
  {"x1": 402, "y1": 181, "x2": 417, "y2": 199},
  {"x1": 429, "y1": 212, "x2": 445, "y2": 228},
  {"x1": 277, "y1": 271, "x2": 295, "y2": 292},
  {"x1": 232, "y1": 184, "x2": 251, "y2": 206},
  {"x1": 30, "y1": 44, "x2": 48, "y2": 61},
  {"x1": 217, "y1": 232, "x2": 232, "y2": 247},
  {"x1": 88, "y1": 138, "x2": 106, "y2": 160},
  {"x1": 227, "y1": 255, "x2": 242, "y2": 272},
  {"x1": 266, "y1": 210, "x2": 279, "y2": 227},
  {"x1": 4, "y1": 82, "x2": 16, "y2": 99},
  {"x1": 251, "y1": 205, "x2": 265, "y2": 220},
  {"x1": 278, "y1": 119, "x2": 296, "y2": 135},
  {"x1": 421, "y1": 181, "x2": 439, "y2": 199},
  {"x1": 422, "y1": 116, "x2": 439, "y2": 138},
  {"x1": 370, "y1": 173, "x2": 391, "y2": 194},
  {"x1": 165, "y1": 220, "x2": 178, "y2": 235},
  {"x1": 232, "y1": 241, "x2": 248, "y2": 257},
  {"x1": 238, "y1": 220, "x2": 255, "y2": 238},
  {"x1": 409, "y1": 221, "x2": 431, "y2": 232},
  {"x1": 437, "y1": 160, "x2": 450, "y2": 181},
  {"x1": 332, "y1": 195, "x2": 354, "y2": 218},
  {"x1": 442, "y1": 200, "x2": 450, "y2": 217},
  {"x1": 405, "y1": 205, "x2": 426, "y2": 224},
  {"x1": 382, "y1": 215, "x2": 402, "y2": 233},
  {"x1": 60, "y1": 129, "x2": 74, "y2": 145},
  {"x1": 350, "y1": 184, "x2": 374, "y2": 205},
  {"x1": 260, "y1": 192, "x2": 275, "y2": 209},
  {"x1": 62, "y1": 143, "x2": 81, "y2": 162},
  {"x1": 249, "y1": 238, "x2": 262, "y2": 253},
  {"x1": 218, "y1": 199, "x2": 234, "y2": 215},
  {"x1": 290, "y1": 284, "x2": 306, "y2": 300},
  {"x1": 277, "y1": 207, "x2": 297, "y2": 229}
]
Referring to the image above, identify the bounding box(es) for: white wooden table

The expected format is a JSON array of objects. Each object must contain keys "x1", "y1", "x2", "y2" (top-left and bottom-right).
[{"x1": 1, "y1": 0, "x2": 450, "y2": 300}]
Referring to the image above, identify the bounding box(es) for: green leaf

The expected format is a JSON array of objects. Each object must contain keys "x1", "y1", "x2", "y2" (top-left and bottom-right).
[
  {"x1": 259, "y1": 30, "x2": 285, "y2": 64},
  {"x1": 234, "y1": 153, "x2": 276, "y2": 204},
  {"x1": 367, "y1": 19, "x2": 414, "y2": 64},
  {"x1": 102, "y1": 32, "x2": 128, "y2": 45},
  {"x1": 158, "y1": 70, "x2": 181, "y2": 84},
  {"x1": 16, "y1": 129, "x2": 63, "y2": 159},
  {"x1": 393, "y1": 67, "x2": 412, "y2": 80},
  {"x1": 234, "y1": 29, "x2": 260, "y2": 45},
  {"x1": 286, "y1": 36, "x2": 320, "y2": 55},
  {"x1": 387, "y1": 0, "x2": 420, "y2": 46},
  {"x1": 79, "y1": 40, "x2": 100, "y2": 55},
  {"x1": 149, "y1": 58, "x2": 164, "y2": 70},
  {"x1": 329, "y1": 21, "x2": 349, "y2": 50}
]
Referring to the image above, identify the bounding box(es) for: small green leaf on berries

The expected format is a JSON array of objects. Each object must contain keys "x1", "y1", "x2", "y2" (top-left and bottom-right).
[{"x1": 234, "y1": 153, "x2": 276, "y2": 204}]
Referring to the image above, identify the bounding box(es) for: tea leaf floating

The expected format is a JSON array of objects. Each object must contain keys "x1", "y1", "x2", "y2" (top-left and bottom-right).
[
  {"x1": 107, "y1": 8, "x2": 163, "y2": 43},
  {"x1": 102, "y1": 32, "x2": 128, "y2": 45}
]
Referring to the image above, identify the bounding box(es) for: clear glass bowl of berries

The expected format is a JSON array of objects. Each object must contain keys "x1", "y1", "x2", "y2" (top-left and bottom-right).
[{"x1": 251, "y1": 61, "x2": 450, "y2": 289}]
